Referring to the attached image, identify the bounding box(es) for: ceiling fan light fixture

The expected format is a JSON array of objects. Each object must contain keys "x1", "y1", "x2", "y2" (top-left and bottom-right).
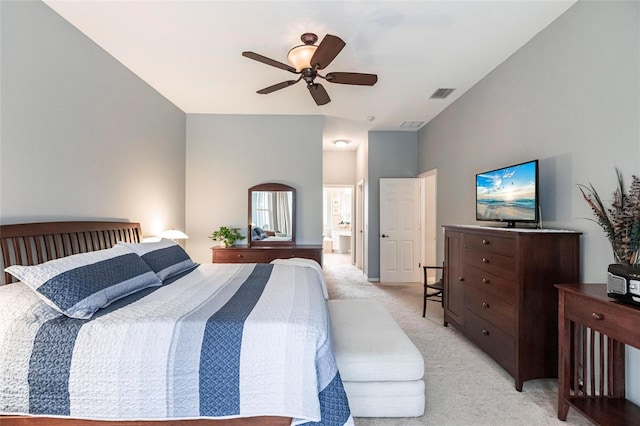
[
  {"x1": 333, "y1": 139, "x2": 350, "y2": 148},
  {"x1": 287, "y1": 44, "x2": 317, "y2": 72}
]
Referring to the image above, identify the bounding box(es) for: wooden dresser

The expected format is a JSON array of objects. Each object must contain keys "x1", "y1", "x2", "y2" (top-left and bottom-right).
[
  {"x1": 557, "y1": 283, "x2": 640, "y2": 425},
  {"x1": 211, "y1": 245, "x2": 322, "y2": 265},
  {"x1": 443, "y1": 225, "x2": 581, "y2": 391}
]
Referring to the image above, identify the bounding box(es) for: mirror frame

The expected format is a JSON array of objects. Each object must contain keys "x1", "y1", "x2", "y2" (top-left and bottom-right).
[{"x1": 248, "y1": 183, "x2": 296, "y2": 247}]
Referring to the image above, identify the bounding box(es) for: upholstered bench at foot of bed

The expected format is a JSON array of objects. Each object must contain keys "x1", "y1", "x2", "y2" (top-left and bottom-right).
[{"x1": 328, "y1": 299, "x2": 425, "y2": 418}]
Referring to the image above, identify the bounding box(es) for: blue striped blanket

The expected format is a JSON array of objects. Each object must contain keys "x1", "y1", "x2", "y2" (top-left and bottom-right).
[{"x1": 0, "y1": 263, "x2": 352, "y2": 425}]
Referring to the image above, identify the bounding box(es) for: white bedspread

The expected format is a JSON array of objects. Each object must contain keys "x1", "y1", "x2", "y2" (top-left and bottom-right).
[
  {"x1": 270, "y1": 258, "x2": 328, "y2": 299},
  {"x1": 0, "y1": 263, "x2": 352, "y2": 425}
]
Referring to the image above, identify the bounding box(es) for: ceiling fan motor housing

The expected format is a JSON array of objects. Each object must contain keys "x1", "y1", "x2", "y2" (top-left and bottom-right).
[
  {"x1": 302, "y1": 68, "x2": 318, "y2": 84},
  {"x1": 300, "y1": 33, "x2": 318, "y2": 45}
]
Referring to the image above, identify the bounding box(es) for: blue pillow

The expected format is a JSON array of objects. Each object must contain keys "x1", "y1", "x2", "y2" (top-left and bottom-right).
[
  {"x1": 252, "y1": 227, "x2": 267, "y2": 240},
  {"x1": 119, "y1": 239, "x2": 197, "y2": 281},
  {"x1": 4, "y1": 245, "x2": 161, "y2": 319}
]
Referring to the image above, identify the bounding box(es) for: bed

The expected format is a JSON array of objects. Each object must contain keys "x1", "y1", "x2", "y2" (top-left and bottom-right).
[
  {"x1": 0, "y1": 221, "x2": 352, "y2": 426},
  {"x1": 250, "y1": 227, "x2": 290, "y2": 243}
]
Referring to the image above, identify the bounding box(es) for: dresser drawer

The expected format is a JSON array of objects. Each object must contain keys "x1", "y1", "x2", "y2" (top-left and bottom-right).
[
  {"x1": 465, "y1": 264, "x2": 516, "y2": 304},
  {"x1": 212, "y1": 248, "x2": 267, "y2": 263},
  {"x1": 564, "y1": 291, "x2": 640, "y2": 341},
  {"x1": 466, "y1": 285, "x2": 516, "y2": 335},
  {"x1": 465, "y1": 309, "x2": 515, "y2": 374},
  {"x1": 465, "y1": 233, "x2": 516, "y2": 256},
  {"x1": 211, "y1": 246, "x2": 322, "y2": 265},
  {"x1": 465, "y1": 248, "x2": 516, "y2": 277}
]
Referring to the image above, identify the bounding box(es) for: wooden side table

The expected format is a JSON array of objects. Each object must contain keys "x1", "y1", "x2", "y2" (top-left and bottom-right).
[{"x1": 556, "y1": 283, "x2": 640, "y2": 424}]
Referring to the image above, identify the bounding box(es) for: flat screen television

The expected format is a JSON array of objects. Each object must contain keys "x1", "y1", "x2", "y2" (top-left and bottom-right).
[{"x1": 476, "y1": 159, "x2": 539, "y2": 228}]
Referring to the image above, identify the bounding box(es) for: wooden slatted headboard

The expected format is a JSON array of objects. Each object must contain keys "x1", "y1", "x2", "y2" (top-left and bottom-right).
[{"x1": 0, "y1": 221, "x2": 142, "y2": 285}]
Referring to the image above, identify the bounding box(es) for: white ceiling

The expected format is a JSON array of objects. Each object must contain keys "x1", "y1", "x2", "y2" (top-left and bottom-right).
[{"x1": 43, "y1": 0, "x2": 576, "y2": 151}]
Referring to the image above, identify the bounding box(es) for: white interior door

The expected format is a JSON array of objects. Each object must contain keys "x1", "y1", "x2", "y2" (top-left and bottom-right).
[{"x1": 380, "y1": 178, "x2": 420, "y2": 283}]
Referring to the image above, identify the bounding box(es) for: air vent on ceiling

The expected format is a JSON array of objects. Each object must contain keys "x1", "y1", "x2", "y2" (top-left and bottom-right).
[
  {"x1": 400, "y1": 121, "x2": 425, "y2": 128},
  {"x1": 430, "y1": 88, "x2": 455, "y2": 99}
]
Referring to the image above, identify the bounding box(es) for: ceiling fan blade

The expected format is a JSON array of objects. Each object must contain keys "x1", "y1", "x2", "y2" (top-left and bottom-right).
[
  {"x1": 326, "y1": 72, "x2": 378, "y2": 86},
  {"x1": 308, "y1": 83, "x2": 331, "y2": 106},
  {"x1": 310, "y1": 34, "x2": 345, "y2": 70},
  {"x1": 242, "y1": 51, "x2": 297, "y2": 74},
  {"x1": 256, "y1": 78, "x2": 301, "y2": 94}
]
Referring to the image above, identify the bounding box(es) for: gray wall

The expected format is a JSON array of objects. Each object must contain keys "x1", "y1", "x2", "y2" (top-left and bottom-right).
[
  {"x1": 418, "y1": 0, "x2": 639, "y2": 284},
  {"x1": 0, "y1": 1, "x2": 186, "y2": 236},
  {"x1": 185, "y1": 114, "x2": 323, "y2": 264},
  {"x1": 417, "y1": 0, "x2": 640, "y2": 401},
  {"x1": 367, "y1": 131, "x2": 418, "y2": 280}
]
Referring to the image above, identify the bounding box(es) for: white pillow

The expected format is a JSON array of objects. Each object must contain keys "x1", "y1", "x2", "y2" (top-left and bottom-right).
[
  {"x1": 4, "y1": 245, "x2": 161, "y2": 319},
  {"x1": 118, "y1": 238, "x2": 197, "y2": 281}
]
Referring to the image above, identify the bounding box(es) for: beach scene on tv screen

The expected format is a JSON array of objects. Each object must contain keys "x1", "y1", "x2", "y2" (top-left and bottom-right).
[{"x1": 476, "y1": 162, "x2": 536, "y2": 221}]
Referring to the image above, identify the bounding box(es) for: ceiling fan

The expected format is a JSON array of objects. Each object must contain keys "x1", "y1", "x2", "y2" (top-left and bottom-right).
[{"x1": 242, "y1": 33, "x2": 378, "y2": 106}]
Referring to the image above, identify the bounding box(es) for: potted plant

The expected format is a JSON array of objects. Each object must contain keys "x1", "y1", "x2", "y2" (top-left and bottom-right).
[
  {"x1": 578, "y1": 169, "x2": 639, "y2": 266},
  {"x1": 209, "y1": 226, "x2": 245, "y2": 247}
]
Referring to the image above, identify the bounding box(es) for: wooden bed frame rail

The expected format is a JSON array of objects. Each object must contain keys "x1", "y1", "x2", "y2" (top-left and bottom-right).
[{"x1": 0, "y1": 416, "x2": 291, "y2": 426}]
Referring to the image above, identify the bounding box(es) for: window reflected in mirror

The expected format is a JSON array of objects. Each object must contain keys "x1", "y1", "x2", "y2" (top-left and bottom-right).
[
  {"x1": 248, "y1": 183, "x2": 296, "y2": 246},
  {"x1": 251, "y1": 191, "x2": 293, "y2": 241}
]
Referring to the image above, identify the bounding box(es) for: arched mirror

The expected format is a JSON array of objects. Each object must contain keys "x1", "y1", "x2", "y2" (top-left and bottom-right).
[{"x1": 248, "y1": 183, "x2": 296, "y2": 246}]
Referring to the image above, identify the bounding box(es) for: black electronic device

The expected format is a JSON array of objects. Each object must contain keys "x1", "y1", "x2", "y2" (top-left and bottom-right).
[{"x1": 607, "y1": 263, "x2": 640, "y2": 305}]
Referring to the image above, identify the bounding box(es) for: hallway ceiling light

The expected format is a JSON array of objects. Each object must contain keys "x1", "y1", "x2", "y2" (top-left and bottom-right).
[{"x1": 333, "y1": 139, "x2": 350, "y2": 148}]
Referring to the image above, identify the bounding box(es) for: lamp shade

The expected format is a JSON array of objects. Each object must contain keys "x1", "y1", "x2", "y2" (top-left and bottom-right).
[
  {"x1": 159, "y1": 229, "x2": 189, "y2": 240},
  {"x1": 287, "y1": 44, "x2": 317, "y2": 72}
]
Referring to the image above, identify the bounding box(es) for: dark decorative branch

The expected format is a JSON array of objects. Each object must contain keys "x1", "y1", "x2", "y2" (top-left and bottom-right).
[{"x1": 578, "y1": 169, "x2": 640, "y2": 265}]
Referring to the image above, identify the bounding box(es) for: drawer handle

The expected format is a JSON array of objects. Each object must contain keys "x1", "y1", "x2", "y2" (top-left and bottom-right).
[
  {"x1": 482, "y1": 239, "x2": 490, "y2": 245},
  {"x1": 482, "y1": 278, "x2": 490, "y2": 284},
  {"x1": 482, "y1": 302, "x2": 490, "y2": 309},
  {"x1": 458, "y1": 277, "x2": 464, "y2": 282},
  {"x1": 482, "y1": 258, "x2": 489, "y2": 263},
  {"x1": 482, "y1": 329, "x2": 490, "y2": 336},
  {"x1": 237, "y1": 254, "x2": 243, "y2": 258},
  {"x1": 592, "y1": 312, "x2": 603, "y2": 320}
]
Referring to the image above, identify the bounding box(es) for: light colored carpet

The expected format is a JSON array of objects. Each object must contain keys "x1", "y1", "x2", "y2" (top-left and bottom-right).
[{"x1": 323, "y1": 253, "x2": 591, "y2": 426}]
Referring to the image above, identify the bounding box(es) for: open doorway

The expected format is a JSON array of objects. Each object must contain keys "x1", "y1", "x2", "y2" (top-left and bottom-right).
[
  {"x1": 355, "y1": 180, "x2": 364, "y2": 271},
  {"x1": 323, "y1": 186, "x2": 354, "y2": 265},
  {"x1": 419, "y1": 169, "x2": 437, "y2": 283}
]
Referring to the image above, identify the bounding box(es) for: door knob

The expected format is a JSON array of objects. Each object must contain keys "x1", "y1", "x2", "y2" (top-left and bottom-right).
[{"x1": 381, "y1": 234, "x2": 389, "y2": 238}]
